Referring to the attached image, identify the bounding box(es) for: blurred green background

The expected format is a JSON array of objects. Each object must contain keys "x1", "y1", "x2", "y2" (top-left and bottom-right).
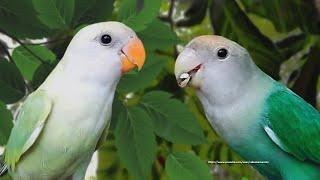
[{"x1": 0, "y1": 0, "x2": 319, "y2": 179}]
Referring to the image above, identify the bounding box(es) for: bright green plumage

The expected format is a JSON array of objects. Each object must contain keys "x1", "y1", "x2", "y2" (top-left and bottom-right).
[
  {"x1": 5, "y1": 90, "x2": 52, "y2": 171},
  {"x1": 264, "y1": 82, "x2": 320, "y2": 163}
]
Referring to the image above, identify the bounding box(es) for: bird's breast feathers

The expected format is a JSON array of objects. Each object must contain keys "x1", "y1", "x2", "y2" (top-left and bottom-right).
[
  {"x1": 45, "y1": 83, "x2": 113, "y2": 146},
  {"x1": 199, "y1": 75, "x2": 274, "y2": 146},
  {"x1": 17, "y1": 83, "x2": 116, "y2": 176}
]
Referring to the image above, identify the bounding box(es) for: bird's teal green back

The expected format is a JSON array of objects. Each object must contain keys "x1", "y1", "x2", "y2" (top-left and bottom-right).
[
  {"x1": 4, "y1": 90, "x2": 52, "y2": 170},
  {"x1": 264, "y1": 82, "x2": 320, "y2": 163}
]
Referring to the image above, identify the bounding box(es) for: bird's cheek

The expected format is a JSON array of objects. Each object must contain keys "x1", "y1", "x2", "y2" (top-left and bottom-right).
[
  {"x1": 120, "y1": 38, "x2": 146, "y2": 73},
  {"x1": 191, "y1": 69, "x2": 204, "y2": 89}
]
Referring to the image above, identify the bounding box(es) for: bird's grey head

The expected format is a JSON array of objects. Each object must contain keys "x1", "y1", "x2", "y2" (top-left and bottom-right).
[
  {"x1": 62, "y1": 21, "x2": 145, "y2": 85},
  {"x1": 175, "y1": 35, "x2": 259, "y2": 104}
]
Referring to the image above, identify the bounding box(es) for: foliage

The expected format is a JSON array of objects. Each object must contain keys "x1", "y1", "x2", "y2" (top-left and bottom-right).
[
  {"x1": 140, "y1": 91, "x2": 206, "y2": 145},
  {"x1": 165, "y1": 152, "x2": 212, "y2": 180},
  {"x1": 0, "y1": 0, "x2": 319, "y2": 179},
  {"x1": 12, "y1": 45, "x2": 56, "y2": 83},
  {"x1": 210, "y1": 0, "x2": 284, "y2": 79},
  {"x1": 115, "y1": 107, "x2": 156, "y2": 180},
  {"x1": 0, "y1": 101, "x2": 13, "y2": 146},
  {"x1": 0, "y1": 58, "x2": 25, "y2": 104}
]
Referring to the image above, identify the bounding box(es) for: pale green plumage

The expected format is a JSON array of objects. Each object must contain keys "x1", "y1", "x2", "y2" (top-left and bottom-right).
[
  {"x1": 5, "y1": 90, "x2": 52, "y2": 171},
  {"x1": 1, "y1": 22, "x2": 141, "y2": 179}
]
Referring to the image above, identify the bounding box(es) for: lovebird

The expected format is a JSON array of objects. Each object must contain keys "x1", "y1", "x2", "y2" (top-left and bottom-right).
[
  {"x1": 0, "y1": 22, "x2": 145, "y2": 179},
  {"x1": 174, "y1": 35, "x2": 320, "y2": 179}
]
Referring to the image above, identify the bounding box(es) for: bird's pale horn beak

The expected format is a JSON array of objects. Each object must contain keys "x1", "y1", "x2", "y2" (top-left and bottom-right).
[{"x1": 120, "y1": 37, "x2": 146, "y2": 73}]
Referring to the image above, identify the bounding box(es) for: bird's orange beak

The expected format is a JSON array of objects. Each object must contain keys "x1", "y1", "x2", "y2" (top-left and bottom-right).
[{"x1": 120, "y1": 37, "x2": 146, "y2": 73}]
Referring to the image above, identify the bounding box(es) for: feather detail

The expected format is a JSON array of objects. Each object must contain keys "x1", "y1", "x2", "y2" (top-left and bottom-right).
[{"x1": 263, "y1": 82, "x2": 320, "y2": 163}]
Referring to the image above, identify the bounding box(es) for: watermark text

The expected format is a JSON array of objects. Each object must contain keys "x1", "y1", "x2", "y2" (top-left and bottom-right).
[{"x1": 208, "y1": 160, "x2": 269, "y2": 164}]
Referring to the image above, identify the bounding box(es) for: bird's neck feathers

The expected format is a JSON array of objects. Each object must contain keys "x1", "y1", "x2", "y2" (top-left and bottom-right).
[
  {"x1": 40, "y1": 53, "x2": 121, "y2": 93},
  {"x1": 197, "y1": 58, "x2": 270, "y2": 107}
]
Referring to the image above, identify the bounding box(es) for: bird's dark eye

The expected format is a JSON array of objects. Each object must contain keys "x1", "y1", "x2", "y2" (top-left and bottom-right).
[
  {"x1": 100, "y1": 34, "x2": 112, "y2": 45},
  {"x1": 217, "y1": 48, "x2": 228, "y2": 59}
]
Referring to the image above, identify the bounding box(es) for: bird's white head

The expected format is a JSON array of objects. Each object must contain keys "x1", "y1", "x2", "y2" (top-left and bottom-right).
[
  {"x1": 61, "y1": 21, "x2": 145, "y2": 85},
  {"x1": 175, "y1": 35, "x2": 260, "y2": 104}
]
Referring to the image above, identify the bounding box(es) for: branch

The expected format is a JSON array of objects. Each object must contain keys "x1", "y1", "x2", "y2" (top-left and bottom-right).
[
  {"x1": 0, "y1": 40, "x2": 13, "y2": 62},
  {"x1": 23, "y1": 37, "x2": 68, "y2": 46},
  {"x1": 168, "y1": 0, "x2": 175, "y2": 28},
  {"x1": 160, "y1": 0, "x2": 178, "y2": 58},
  {"x1": 0, "y1": 29, "x2": 51, "y2": 66}
]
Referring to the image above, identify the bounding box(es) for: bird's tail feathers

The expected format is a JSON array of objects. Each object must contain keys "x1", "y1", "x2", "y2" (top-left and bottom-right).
[{"x1": 0, "y1": 154, "x2": 8, "y2": 176}]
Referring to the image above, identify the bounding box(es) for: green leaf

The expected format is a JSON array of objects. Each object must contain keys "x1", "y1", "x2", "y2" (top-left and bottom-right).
[
  {"x1": 0, "y1": 0, "x2": 51, "y2": 38},
  {"x1": 118, "y1": 0, "x2": 162, "y2": 31},
  {"x1": 138, "y1": 19, "x2": 181, "y2": 51},
  {"x1": 12, "y1": 45, "x2": 56, "y2": 81},
  {"x1": 0, "y1": 101, "x2": 13, "y2": 145},
  {"x1": 109, "y1": 97, "x2": 125, "y2": 131},
  {"x1": 117, "y1": 53, "x2": 167, "y2": 92},
  {"x1": 32, "y1": 0, "x2": 75, "y2": 29},
  {"x1": 117, "y1": 0, "x2": 137, "y2": 22},
  {"x1": 115, "y1": 106, "x2": 156, "y2": 180},
  {"x1": 31, "y1": 64, "x2": 53, "y2": 89},
  {"x1": 73, "y1": 0, "x2": 115, "y2": 25},
  {"x1": 241, "y1": 0, "x2": 320, "y2": 34},
  {"x1": 165, "y1": 152, "x2": 212, "y2": 180},
  {"x1": 209, "y1": 0, "x2": 283, "y2": 79},
  {"x1": 140, "y1": 91, "x2": 206, "y2": 145},
  {"x1": 0, "y1": 58, "x2": 26, "y2": 104}
]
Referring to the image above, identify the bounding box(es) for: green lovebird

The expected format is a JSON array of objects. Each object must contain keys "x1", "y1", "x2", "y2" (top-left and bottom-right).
[
  {"x1": 174, "y1": 35, "x2": 320, "y2": 179},
  {"x1": 0, "y1": 22, "x2": 145, "y2": 179}
]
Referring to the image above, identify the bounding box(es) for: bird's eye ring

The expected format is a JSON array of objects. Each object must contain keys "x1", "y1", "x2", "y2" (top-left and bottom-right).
[
  {"x1": 100, "y1": 34, "x2": 112, "y2": 45},
  {"x1": 217, "y1": 48, "x2": 228, "y2": 59}
]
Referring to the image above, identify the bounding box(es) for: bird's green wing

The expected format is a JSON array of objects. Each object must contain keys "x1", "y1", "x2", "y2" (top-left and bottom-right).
[
  {"x1": 4, "y1": 90, "x2": 52, "y2": 170},
  {"x1": 263, "y1": 82, "x2": 320, "y2": 163}
]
